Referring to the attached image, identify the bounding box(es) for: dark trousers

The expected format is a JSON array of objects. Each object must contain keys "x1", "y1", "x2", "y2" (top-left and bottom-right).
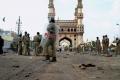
[
  {"x1": 0, "y1": 47, "x2": 3, "y2": 54},
  {"x1": 45, "y1": 39, "x2": 56, "y2": 57}
]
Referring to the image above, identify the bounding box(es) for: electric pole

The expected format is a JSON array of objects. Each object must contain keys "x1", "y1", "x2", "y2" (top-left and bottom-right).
[
  {"x1": 16, "y1": 16, "x2": 22, "y2": 36},
  {"x1": 116, "y1": 24, "x2": 120, "y2": 38}
]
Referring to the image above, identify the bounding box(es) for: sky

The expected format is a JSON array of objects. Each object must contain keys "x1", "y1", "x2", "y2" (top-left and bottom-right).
[{"x1": 0, "y1": 0, "x2": 120, "y2": 42}]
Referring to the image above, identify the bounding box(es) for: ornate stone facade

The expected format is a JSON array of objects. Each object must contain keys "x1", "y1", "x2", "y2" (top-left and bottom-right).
[{"x1": 48, "y1": 0, "x2": 84, "y2": 48}]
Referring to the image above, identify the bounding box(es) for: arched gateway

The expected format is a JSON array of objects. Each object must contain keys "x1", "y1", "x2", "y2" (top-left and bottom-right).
[
  {"x1": 48, "y1": 0, "x2": 84, "y2": 48},
  {"x1": 59, "y1": 37, "x2": 72, "y2": 47}
]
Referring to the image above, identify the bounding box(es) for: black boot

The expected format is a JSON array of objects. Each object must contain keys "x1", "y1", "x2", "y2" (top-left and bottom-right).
[
  {"x1": 50, "y1": 57, "x2": 57, "y2": 62},
  {"x1": 43, "y1": 55, "x2": 50, "y2": 61},
  {"x1": 46, "y1": 55, "x2": 50, "y2": 60}
]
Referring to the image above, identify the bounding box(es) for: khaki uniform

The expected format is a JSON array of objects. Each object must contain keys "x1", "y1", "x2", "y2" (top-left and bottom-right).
[
  {"x1": 22, "y1": 35, "x2": 30, "y2": 56},
  {"x1": 104, "y1": 37, "x2": 109, "y2": 55},
  {"x1": 18, "y1": 36, "x2": 22, "y2": 55},
  {"x1": 96, "y1": 39, "x2": 101, "y2": 54},
  {"x1": 33, "y1": 35, "x2": 41, "y2": 56},
  {"x1": 0, "y1": 36, "x2": 4, "y2": 54},
  {"x1": 27, "y1": 36, "x2": 30, "y2": 55},
  {"x1": 45, "y1": 39, "x2": 56, "y2": 57},
  {"x1": 116, "y1": 40, "x2": 120, "y2": 55},
  {"x1": 102, "y1": 38, "x2": 105, "y2": 54},
  {"x1": 45, "y1": 23, "x2": 57, "y2": 59}
]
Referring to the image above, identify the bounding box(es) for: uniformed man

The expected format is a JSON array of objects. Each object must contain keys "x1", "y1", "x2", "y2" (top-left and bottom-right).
[
  {"x1": 0, "y1": 36, "x2": 4, "y2": 55},
  {"x1": 38, "y1": 33, "x2": 42, "y2": 53},
  {"x1": 102, "y1": 35, "x2": 105, "y2": 54},
  {"x1": 116, "y1": 38, "x2": 120, "y2": 55},
  {"x1": 96, "y1": 37, "x2": 101, "y2": 54},
  {"x1": 27, "y1": 33, "x2": 30, "y2": 56},
  {"x1": 104, "y1": 35, "x2": 109, "y2": 55},
  {"x1": 45, "y1": 17, "x2": 57, "y2": 62},
  {"x1": 22, "y1": 32, "x2": 29, "y2": 56},
  {"x1": 33, "y1": 32, "x2": 42, "y2": 56},
  {"x1": 17, "y1": 34, "x2": 22, "y2": 55}
]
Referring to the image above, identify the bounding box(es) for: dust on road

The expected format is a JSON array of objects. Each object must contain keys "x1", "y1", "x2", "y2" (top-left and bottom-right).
[{"x1": 0, "y1": 53, "x2": 120, "y2": 80}]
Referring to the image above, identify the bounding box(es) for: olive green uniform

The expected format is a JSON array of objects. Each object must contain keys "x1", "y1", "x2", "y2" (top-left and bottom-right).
[
  {"x1": 18, "y1": 36, "x2": 22, "y2": 55},
  {"x1": 45, "y1": 38, "x2": 56, "y2": 57},
  {"x1": 27, "y1": 34, "x2": 30, "y2": 55},
  {"x1": 116, "y1": 39, "x2": 120, "y2": 55},
  {"x1": 102, "y1": 36, "x2": 105, "y2": 54},
  {"x1": 33, "y1": 34, "x2": 41, "y2": 56},
  {"x1": 104, "y1": 37, "x2": 109, "y2": 55},
  {"x1": 22, "y1": 35, "x2": 30, "y2": 56},
  {"x1": 45, "y1": 22, "x2": 57, "y2": 61},
  {"x1": 96, "y1": 39, "x2": 101, "y2": 54}
]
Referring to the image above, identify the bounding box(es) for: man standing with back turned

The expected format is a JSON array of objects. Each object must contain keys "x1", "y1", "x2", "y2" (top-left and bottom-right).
[
  {"x1": 33, "y1": 32, "x2": 42, "y2": 56},
  {"x1": 0, "y1": 36, "x2": 4, "y2": 55},
  {"x1": 96, "y1": 37, "x2": 101, "y2": 55},
  {"x1": 45, "y1": 17, "x2": 57, "y2": 62},
  {"x1": 18, "y1": 34, "x2": 23, "y2": 55}
]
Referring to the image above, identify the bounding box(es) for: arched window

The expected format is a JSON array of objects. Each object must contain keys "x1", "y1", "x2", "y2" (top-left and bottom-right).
[
  {"x1": 68, "y1": 28, "x2": 70, "y2": 32},
  {"x1": 74, "y1": 29, "x2": 76, "y2": 32},
  {"x1": 71, "y1": 29, "x2": 73, "y2": 32},
  {"x1": 61, "y1": 28, "x2": 64, "y2": 32},
  {"x1": 74, "y1": 35, "x2": 76, "y2": 37}
]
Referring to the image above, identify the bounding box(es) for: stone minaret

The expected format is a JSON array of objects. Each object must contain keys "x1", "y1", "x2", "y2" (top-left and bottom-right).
[
  {"x1": 75, "y1": 0, "x2": 84, "y2": 46},
  {"x1": 48, "y1": 0, "x2": 55, "y2": 19}
]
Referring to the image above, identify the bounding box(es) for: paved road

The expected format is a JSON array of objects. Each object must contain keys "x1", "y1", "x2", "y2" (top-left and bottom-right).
[{"x1": 0, "y1": 52, "x2": 120, "y2": 80}]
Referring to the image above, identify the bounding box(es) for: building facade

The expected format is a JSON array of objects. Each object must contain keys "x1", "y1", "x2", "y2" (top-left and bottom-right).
[{"x1": 48, "y1": 0, "x2": 84, "y2": 48}]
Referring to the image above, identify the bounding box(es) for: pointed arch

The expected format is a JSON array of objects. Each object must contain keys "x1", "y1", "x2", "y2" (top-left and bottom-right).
[{"x1": 59, "y1": 37, "x2": 72, "y2": 47}]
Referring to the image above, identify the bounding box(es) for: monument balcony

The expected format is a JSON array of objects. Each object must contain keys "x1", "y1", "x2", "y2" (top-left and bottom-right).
[
  {"x1": 77, "y1": 13, "x2": 83, "y2": 19},
  {"x1": 59, "y1": 29, "x2": 84, "y2": 34},
  {"x1": 48, "y1": 13, "x2": 55, "y2": 16}
]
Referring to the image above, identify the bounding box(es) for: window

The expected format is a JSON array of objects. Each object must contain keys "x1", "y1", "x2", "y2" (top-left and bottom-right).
[
  {"x1": 61, "y1": 29, "x2": 64, "y2": 32},
  {"x1": 74, "y1": 29, "x2": 76, "y2": 32},
  {"x1": 68, "y1": 28, "x2": 70, "y2": 32},
  {"x1": 71, "y1": 29, "x2": 73, "y2": 32}
]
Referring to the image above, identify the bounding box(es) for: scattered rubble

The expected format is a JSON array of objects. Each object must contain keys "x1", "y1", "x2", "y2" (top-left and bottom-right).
[
  {"x1": 12, "y1": 65, "x2": 20, "y2": 68},
  {"x1": 79, "y1": 63, "x2": 96, "y2": 69},
  {"x1": 73, "y1": 63, "x2": 97, "y2": 70},
  {"x1": 0, "y1": 53, "x2": 120, "y2": 80},
  {"x1": 66, "y1": 53, "x2": 71, "y2": 55},
  {"x1": 97, "y1": 67, "x2": 104, "y2": 70},
  {"x1": 24, "y1": 72, "x2": 32, "y2": 77},
  {"x1": 63, "y1": 56, "x2": 68, "y2": 58},
  {"x1": 105, "y1": 55, "x2": 112, "y2": 57}
]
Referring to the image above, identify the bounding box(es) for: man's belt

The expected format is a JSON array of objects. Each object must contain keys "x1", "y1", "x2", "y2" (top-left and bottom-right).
[{"x1": 48, "y1": 33, "x2": 56, "y2": 39}]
